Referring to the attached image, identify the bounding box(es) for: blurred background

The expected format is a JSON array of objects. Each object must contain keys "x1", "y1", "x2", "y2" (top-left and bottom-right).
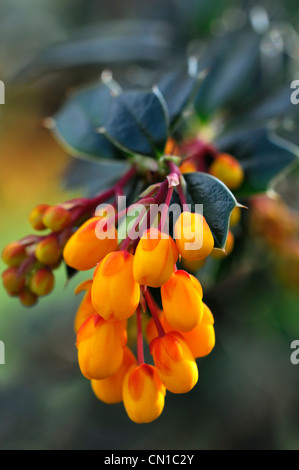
[{"x1": 0, "y1": 0, "x2": 299, "y2": 450}]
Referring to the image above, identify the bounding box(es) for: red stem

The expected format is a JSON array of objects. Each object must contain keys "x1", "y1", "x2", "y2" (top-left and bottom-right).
[{"x1": 142, "y1": 286, "x2": 165, "y2": 337}]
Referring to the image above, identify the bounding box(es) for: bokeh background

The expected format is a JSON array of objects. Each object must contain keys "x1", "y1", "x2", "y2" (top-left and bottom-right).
[{"x1": 0, "y1": 0, "x2": 299, "y2": 450}]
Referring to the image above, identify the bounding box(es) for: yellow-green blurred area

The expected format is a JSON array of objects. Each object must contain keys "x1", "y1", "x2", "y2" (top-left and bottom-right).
[{"x1": 0, "y1": 0, "x2": 299, "y2": 450}]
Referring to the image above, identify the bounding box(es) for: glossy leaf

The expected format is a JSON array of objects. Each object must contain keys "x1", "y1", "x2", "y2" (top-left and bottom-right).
[{"x1": 183, "y1": 172, "x2": 238, "y2": 249}]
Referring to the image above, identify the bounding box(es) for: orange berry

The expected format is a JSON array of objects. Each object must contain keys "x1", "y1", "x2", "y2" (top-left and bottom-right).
[
  {"x1": 29, "y1": 268, "x2": 54, "y2": 296},
  {"x1": 63, "y1": 217, "x2": 118, "y2": 271},
  {"x1": 43, "y1": 206, "x2": 72, "y2": 232},
  {"x1": 91, "y1": 347, "x2": 137, "y2": 404},
  {"x1": 209, "y1": 153, "x2": 244, "y2": 190},
  {"x1": 76, "y1": 315, "x2": 127, "y2": 380},
  {"x1": 2, "y1": 241, "x2": 27, "y2": 267},
  {"x1": 230, "y1": 207, "x2": 241, "y2": 227},
  {"x1": 74, "y1": 280, "x2": 97, "y2": 333},
  {"x1": 133, "y1": 228, "x2": 178, "y2": 288},
  {"x1": 181, "y1": 303, "x2": 215, "y2": 358},
  {"x1": 91, "y1": 251, "x2": 140, "y2": 322},
  {"x1": 19, "y1": 287, "x2": 38, "y2": 307},
  {"x1": 29, "y1": 204, "x2": 50, "y2": 231},
  {"x1": 2, "y1": 267, "x2": 25, "y2": 295},
  {"x1": 161, "y1": 270, "x2": 203, "y2": 332},
  {"x1": 35, "y1": 235, "x2": 61, "y2": 265},
  {"x1": 179, "y1": 159, "x2": 197, "y2": 174},
  {"x1": 181, "y1": 257, "x2": 206, "y2": 273},
  {"x1": 174, "y1": 212, "x2": 214, "y2": 261},
  {"x1": 150, "y1": 332, "x2": 198, "y2": 394},
  {"x1": 122, "y1": 364, "x2": 166, "y2": 423},
  {"x1": 211, "y1": 230, "x2": 234, "y2": 259}
]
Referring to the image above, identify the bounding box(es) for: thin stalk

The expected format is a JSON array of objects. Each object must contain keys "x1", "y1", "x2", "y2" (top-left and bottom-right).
[{"x1": 142, "y1": 286, "x2": 165, "y2": 338}]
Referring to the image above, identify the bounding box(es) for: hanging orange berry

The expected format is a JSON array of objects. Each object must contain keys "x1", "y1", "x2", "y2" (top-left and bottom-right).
[
  {"x1": 174, "y1": 211, "x2": 214, "y2": 261},
  {"x1": 63, "y1": 216, "x2": 118, "y2": 271},
  {"x1": 150, "y1": 332, "x2": 198, "y2": 394},
  {"x1": 91, "y1": 347, "x2": 137, "y2": 404},
  {"x1": 2, "y1": 267, "x2": 25, "y2": 295},
  {"x1": 133, "y1": 228, "x2": 178, "y2": 288},
  {"x1": 19, "y1": 287, "x2": 38, "y2": 307},
  {"x1": 2, "y1": 241, "x2": 27, "y2": 267},
  {"x1": 161, "y1": 270, "x2": 203, "y2": 332},
  {"x1": 180, "y1": 303, "x2": 215, "y2": 358},
  {"x1": 74, "y1": 280, "x2": 97, "y2": 333},
  {"x1": 122, "y1": 364, "x2": 166, "y2": 423},
  {"x1": 91, "y1": 251, "x2": 140, "y2": 322},
  {"x1": 209, "y1": 153, "x2": 244, "y2": 190},
  {"x1": 76, "y1": 315, "x2": 127, "y2": 380},
  {"x1": 35, "y1": 235, "x2": 61, "y2": 265},
  {"x1": 29, "y1": 268, "x2": 55, "y2": 296}
]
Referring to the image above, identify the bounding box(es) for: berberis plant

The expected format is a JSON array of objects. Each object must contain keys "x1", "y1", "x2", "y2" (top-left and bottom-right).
[{"x1": 2, "y1": 29, "x2": 298, "y2": 423}]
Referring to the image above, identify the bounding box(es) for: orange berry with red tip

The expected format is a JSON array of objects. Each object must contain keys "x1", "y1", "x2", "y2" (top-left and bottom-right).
[
  {"x1": 63, "y1": 216, "x2": 118, "y2": 271},
  {"x1": 174, "y1": 211, "x2": 214, "y2": 261},
  {"x1": 122, "y1": 364, "x2": 166, "y2": 423},
  {"x1": 133, "y1": 228, "x2": 179, "y2": 288},
  {"x1": 2, "y1": 241, "x2": 27, "y2": 267},
  {"x1": 91, "y1": 347, "x2": 137, "y2": 404},
  {"x1": 161, "y1": 270, "x2": 203, "y2": 332},
  {"x1": 2, "y1": 267, "x2": 25, "y2": 295},
  {"x1": 19, "y1": 287, "x2": 38, "y2": 307},
  {"x1": 76, "y1": 315, "x2": 127, "y2": 380},
  {"x1": 150, "y1": 331, "x2": 198, "y2": 394},
  {"x1": 29, "y1": 268, "x2": 54, "y2": 296},
  {"x1": 92, "y1": 251, "x2": 140, "y2": 322},
  {"x1": 29, "y1": 204, "x2": 50, "y2": 231},
  {"x1": 209, "y1": 153, "x2": 244, "y2": 190},
  {"x1": 35, "y1": 235, "x2": 61, "y2": 265},
  {"x1": 43, "y1": 205, "x2": 72, "y2": 232}
]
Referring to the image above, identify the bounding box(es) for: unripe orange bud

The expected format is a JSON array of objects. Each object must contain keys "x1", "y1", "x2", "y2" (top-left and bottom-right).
[
  {"x1": 150, "y1": 332, "x2": 198, "y2": 394},
  {"x1": 122, "y1": 364, "x2": 166, "y2": 423},
  {"x1": 29, "y1": 268, "x2": 55, "y2": 296},
  {"x1": 63, "y1": 217, "x2": 118, "y2": 271},
  {"x1": 179, "y1": 159, "x2": 197, "y2": 174},
  {"x1": 91, "y1": 347, "x2": 137, "y2": 404},
  {"x1": 161, "y1": 270, "x2": 203, "y2": 332},
  {"x1": 76, "y1": 315, "x2": 127, "y2": 380},
  {"x1": 209, "y1": 153, "x2": 244, "y2": 190},
  {"x1": 211, "y1": 230, "x2": 234, "y2": 259},
  {"x1": 230, "y1": 206, "x2": 241, "y2": 227},
  {"x1": 29, "y1": 204, "x2": 50, "y2": 231},
  {"x1": 2, "y1": 267, "x2": 25, "y2": 295},
  {"x1": 2, "y1": 241, "x2": 27, "y2": 267},
  {"x1": 174, "y1": 211, "x2": 214, "y2": 261},
  {"x1": 74, "y1": 280, "x2": 97, "y2": 333},
  {"x1": 35, "y1": 235, "x2": 61, "y2": 265},
  {"x1": 92, "y1": 251, "x2": 140, "y2": 322},
  {"x1": 43, "y1": 206, "x2": 72, "y2": 232},
  {"x1": 19, "y1": 287, "x2": 38, "y2": 307},
  {"x1": 181, "y1": 303, "x2": 215, "y2": 358},
  {"x1": 133, "y1": 228, "x2": 179, "y2": 288}
]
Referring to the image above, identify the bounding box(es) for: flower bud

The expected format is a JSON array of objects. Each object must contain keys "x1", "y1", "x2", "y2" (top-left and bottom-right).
[
  {"x1": 29, "y1": 268, "x2": 55, "y2": 296},
  {"x1": 161, "y1": 270, "x2": 203, "y2": 332},
  {"x1": 2, "y1": 241, "x2": 27, "y2": 267},
  {"x1": 133, "y1": 228, "x2": 178, "y2": 288},
  {"x1": 211, "y1": 230, "x2": 234, "y2": 259},
  {"x1": 181, "y1": 303, "x2": 215, "y2": 358},
  {"x1": 29, "y1": 204, "x2": 50, "y2": 231},
  {"x1": 122, "y1": 364, "x2": 166, "y2": 423},
  {"x1": 63, "y1": 217, "x2": 118, "y2": 271},
  {"x1": 91, "y1": 347, "x2": 136, "y2": 404},
  {"x1": 150, "y1": 332, "x2": 198, "y2": 394},
  {"x1": 74, "y1": 280, "x2": 97, "y2": 333},
  {"x1": 19, "y1": 287, "x2": 38, "y2": 307},
  {"x1": 35, "y1": 235, "x2": 61, "y2": 265},
  {"x1": 92, "y1": 251, "x2": 140, "y2": 321},
  {"x1": 43, "y1": 205, "x2": 72, "y2": 232},
  {"x1": 2, "y1": 267, "x2": 25, "y2": 295},
  {"x1": 174, "y1": 211, "x2": 214, "y2": 261},
  {"x1": 209, "y1": 153, "x2": 244, "y2": 190},
  {"x1": 76, "y1": 315, "x2": 127, "y2": 380}
]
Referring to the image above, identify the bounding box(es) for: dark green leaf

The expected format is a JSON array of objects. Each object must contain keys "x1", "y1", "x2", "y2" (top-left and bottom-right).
[
  {"x1": 183, "y1": 172, "x2": 238, "y2": 249},
  {"x1": 217, "y1": 128, "x2": 299, "y2": 196},
  {"x1": 100, "y1": 89, "x2": 169, "y2": 158}
]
